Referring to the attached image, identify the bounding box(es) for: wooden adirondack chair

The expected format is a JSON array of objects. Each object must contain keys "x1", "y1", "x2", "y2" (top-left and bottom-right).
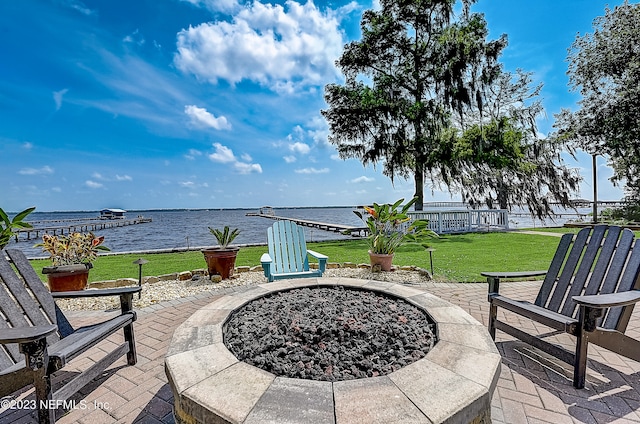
[
  {"x1": 261, "y1": 220, "x2": 328, "y2": 282},
  {"x1": 485, "y1": 225, "x2": 640, "y2": 388},
  {"x1": 0, "y1": 249, "x2": 140, "y2": 423}
]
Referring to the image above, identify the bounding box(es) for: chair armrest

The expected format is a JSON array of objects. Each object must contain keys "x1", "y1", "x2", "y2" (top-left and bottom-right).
[
  {"x1": 307, "y1": 250, "x2": 328, "y2": 273},
  {"x1": 483, "y1": 270, "x2": 547, "y2": 299},
  {"x1": 481, "y1": 271, "x2": 547, "y2": 279},
  {"x1": 307, "y1": 250, "x2": 328, "y2": 261},
  {"x1": 52, "y1": 286, "x2": 141, "y2": 315},
  {"x1": 260, "y1": 253, "x2": 273, "y2": 280},
  {"x1": 260, "y1": 253, "x2": 272, "y2": 265},
  {"x1": 50, "y1": 286, "x2": 141, "y2": 299},
  {"x1": 573, "y1": 290, "x2": 640, "y2": 309},
  {"x1": 0, "y1": 325, "x2": 58, "y2": 344}
]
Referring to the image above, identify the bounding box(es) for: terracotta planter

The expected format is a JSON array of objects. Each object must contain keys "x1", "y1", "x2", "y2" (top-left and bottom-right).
[
  {"x1": 202, "y1": 248, "x2": 239, "y2": 280},
  {"x1": 368, "y1": 251, "x2": 394, "y2": 271},
  {"x1": 42, "y1": 263, "x2": 92, "y2": 292}
]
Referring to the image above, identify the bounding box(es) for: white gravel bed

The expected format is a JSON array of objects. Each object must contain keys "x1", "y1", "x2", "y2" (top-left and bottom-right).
[{"x1": 55, "y1": 267, "x2": 434, "y2": 311}]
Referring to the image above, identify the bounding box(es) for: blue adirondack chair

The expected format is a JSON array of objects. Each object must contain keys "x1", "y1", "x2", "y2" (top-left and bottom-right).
[{"x1": 261, "y1": 220, "x2": 328, "y2": 282}]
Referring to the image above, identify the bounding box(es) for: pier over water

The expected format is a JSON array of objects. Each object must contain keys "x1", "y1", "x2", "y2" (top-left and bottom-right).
[
  {"x1": 247, "y1": 207, "x2": 367, "y2": 235},
  {"x1": 14, "y1": 216, "x2": 152, "y2": 242}
]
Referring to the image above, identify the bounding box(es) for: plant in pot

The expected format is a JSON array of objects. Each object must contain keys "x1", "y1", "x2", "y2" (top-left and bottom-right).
[
  {"x1": 202, "y1": 226, "x2": 241, "y2": 280},
  {"x1": 354, "y1": 197, "x2": 437, "y2": 271},
  {"x1": 35, "y1": 232, "x2": 110, "y2": 292}
]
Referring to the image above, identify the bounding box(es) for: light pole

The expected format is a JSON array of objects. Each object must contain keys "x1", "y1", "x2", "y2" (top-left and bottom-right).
[
  {"x1": 133, "y1": 258, "x2": 149, "y2": 299},
  {"x1": 592, "y1": 154, "x2": 598, "y2": 224}
]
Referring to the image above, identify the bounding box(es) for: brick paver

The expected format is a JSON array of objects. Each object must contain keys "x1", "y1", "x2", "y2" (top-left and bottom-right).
[{"x1": 2, "y1": 279, "x2": 640, "y2": 423}]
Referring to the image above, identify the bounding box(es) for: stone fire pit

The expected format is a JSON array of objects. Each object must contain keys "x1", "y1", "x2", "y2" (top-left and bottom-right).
[{"x1": 165, "y1": 278, "x2": 501, "y2": 424}]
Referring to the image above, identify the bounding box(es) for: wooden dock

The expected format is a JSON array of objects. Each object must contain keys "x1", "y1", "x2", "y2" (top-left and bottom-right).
[
  {"x1": 14, "y1": 216, "x2": 152, "y2": 242},
  {"x1": 247, "y1": 211, "x2": 367, "y2": 236}
]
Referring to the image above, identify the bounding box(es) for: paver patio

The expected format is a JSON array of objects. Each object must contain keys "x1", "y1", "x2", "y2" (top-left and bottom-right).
[{"x1": 2, "y1": 278, "x2": 640, "y2": 423}]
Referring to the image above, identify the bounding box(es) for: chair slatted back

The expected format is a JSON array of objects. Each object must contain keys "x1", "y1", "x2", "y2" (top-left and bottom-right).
[
  {"x1": 534, "y1": 226, "x2": 640, "y2": 331},
  {"x1": 0, "y1": 249, "x2": 62, "y2": 369},
  {"x1": 6, "y1": 249, "x2": 75, "y2": 337},
  {"x1": 267, "y1": 221, "x2": 309, "y2": 275}
]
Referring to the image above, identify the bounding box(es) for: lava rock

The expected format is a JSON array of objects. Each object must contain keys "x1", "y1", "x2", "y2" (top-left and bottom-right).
[{"x1": 223, "y1": 286, "x2": 436, "y2": 381}]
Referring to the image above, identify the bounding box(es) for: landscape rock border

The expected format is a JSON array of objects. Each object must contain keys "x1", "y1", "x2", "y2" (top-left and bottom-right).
[{"x1": 165, "y1": 277, "x2": 501, "y2": 424}]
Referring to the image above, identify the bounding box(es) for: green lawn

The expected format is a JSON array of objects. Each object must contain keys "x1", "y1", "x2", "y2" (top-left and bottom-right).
[{"x1": 30, "y1": 230, "x2": 565, "y2": 283}]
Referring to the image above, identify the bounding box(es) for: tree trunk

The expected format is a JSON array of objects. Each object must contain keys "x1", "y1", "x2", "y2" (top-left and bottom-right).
[
  {"x1": 497, "y1": 177, "x2": 508, "y2": 210},
  {"x1": 414, "y1": 165, "x2": 424, "y2": 211}
]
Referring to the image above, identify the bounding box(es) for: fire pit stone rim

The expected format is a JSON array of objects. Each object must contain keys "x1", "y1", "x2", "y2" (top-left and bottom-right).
[{"x1": 165, "y1": 278, "x2": 500, "y2": 424}]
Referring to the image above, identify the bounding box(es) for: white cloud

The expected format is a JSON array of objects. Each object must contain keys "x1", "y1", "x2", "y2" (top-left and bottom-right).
[
  {"x1": 307, "y1": 115, "x2": 331, "y2": 148},
  {"x1": 174, "y1": 0, "x2": 345, "y2": 92},
  {"x1": 208, "y1": 143, "x2": 262, "y2": 174},
  {"x1": 19, "y1": 166, "x2": 54, "y2": 175},
  {"x1": 91, "y1": 173, "x2": 132, "y2": 182},
  {"x1": 185, "y1": 105, "x2": 231, "y2": 130},
  {"x1": 184, "y1": 149, "x2": 203, "y2": 160},
  {"x1": 289, "y1": 141, "x2": 311, "y2": 155},
  {"x1": 283, "y1": 155, "x2": 297, "y2": 163},
  {"x1": 123, "y1": 29, "x2": 145, "y2": 46},
  {"x1": 209, "y1": 143, "x2": 236, "y2": 163},
  {"x1": 85, "y1": 180, "x2": 104, "y2": 189},
  {"x1": 350, "y1": 176, "x2": 374, "y2": 183},
  {"x1": 22, "y1": 142, "x2": 33, "y2": 150},
  {"x1": 234, "y1": 162, "x2": 263, "y2": 174},
  {"x1": 63, "y1": 0, "x2": 95, "y2": 16},
  {"x1": 53, "y1": 89, "x2": 69, "y2": 111},
  {"x1": 295, "y1": 167, "x2": 329, "y2": 174},
  {"x1": 180, "y1": 0, "x2": 239, "y2": 13}
]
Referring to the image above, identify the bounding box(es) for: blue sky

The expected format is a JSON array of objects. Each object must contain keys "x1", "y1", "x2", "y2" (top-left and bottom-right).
[{"x1": 0, "y1": 0, "x2": 630, "y2": 212}]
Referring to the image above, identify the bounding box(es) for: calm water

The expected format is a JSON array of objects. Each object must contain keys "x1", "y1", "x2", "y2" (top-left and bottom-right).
[
  {"x1": 8, "y1": 208, "x2": 365, "y2": 257},
  {"x1": 7, "y1": 206, "x2": 591, "y2": 258}
]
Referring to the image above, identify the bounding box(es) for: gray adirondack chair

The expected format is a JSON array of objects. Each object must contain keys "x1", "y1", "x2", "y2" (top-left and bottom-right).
[
  {"x1": 260, "y1": 220, "x2": 328, "y2": 282},
  {"x1": 0, "y1": 249, "x2": 140, "y2": 423},
  {"x1": 485, "y1": 225, "x2": 640, "y2": 388}
]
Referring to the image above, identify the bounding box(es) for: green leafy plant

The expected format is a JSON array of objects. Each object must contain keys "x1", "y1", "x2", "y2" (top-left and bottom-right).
[
  {"x1": 35, "y1": 232, "x2": 110, "y2": 266},
  {"x1": 208, "y1": 226, "x2": 241, "y2": 249},
  {"x1": 354, "y1": 197, "x2": 438, "y2": 255},
  {"x1": 0, "y1": 206, "x2": 35, "y2": 250}
]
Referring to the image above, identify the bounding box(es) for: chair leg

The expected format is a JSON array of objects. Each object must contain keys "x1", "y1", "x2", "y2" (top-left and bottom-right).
[
  {"x1": 488, "y1": 304, "x2": 498, "y2": 340},
  {"x1": 574, "y1": 327, "x2": 588, "y2": 389},
  {"x1": 22, "y1": 338, "x2": 55, "y2": 424},
  {"x1": 119, "y1": 293, "x2": 138, "y2": 365},
  {"x1": 487, "y1": 277, "x2": 500, "y2": 340},
  {"x1": 124, "y1": 323, "x2": 137, "y2": 365},
  {"x1": 574, "y1": 304, "x2": 598, "y2": 389}
]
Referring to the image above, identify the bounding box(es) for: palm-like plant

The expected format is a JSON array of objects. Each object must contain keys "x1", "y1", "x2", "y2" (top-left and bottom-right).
[
  {"x1": 208, "y1": 226, "x2": 241, "y2": 249},
  {"x1": 354, "y1": 197, "x2": 437, "y2": 255},
  {"x1": 0, "y1": 206, "x2": 35, "y2": 250}
]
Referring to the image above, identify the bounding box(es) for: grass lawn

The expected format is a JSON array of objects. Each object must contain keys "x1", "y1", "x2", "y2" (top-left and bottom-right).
[{"x1": 29, "y1": 230, "x2": 565, "y2": 283}]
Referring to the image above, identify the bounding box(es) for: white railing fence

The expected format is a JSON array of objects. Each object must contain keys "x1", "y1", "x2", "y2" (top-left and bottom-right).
[{"x1": 408, "y1": 209, "x2": 509, "y2": 234}]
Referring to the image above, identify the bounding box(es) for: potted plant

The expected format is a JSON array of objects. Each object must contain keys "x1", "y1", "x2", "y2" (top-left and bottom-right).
[
  {"x1": 354, "y1": 197, "x2": 437, "y2": 271},
  {"x1": 35, "y1": 232, "x2": 109, "y2": 291},
  {"x1": 0, "y1": 206, "x2": 35, "y2": 250},
  {"x1": 201, "y1": 226, "x2": 241, "y2": 280}
]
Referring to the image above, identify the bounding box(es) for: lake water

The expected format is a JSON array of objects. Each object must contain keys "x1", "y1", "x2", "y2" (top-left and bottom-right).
[
  {"x1": 8, "y1": 208, "x2": 364, "y2": 257},
  {"x1": 6, "y1": 206, "x2": 592, "y2": 258}
]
